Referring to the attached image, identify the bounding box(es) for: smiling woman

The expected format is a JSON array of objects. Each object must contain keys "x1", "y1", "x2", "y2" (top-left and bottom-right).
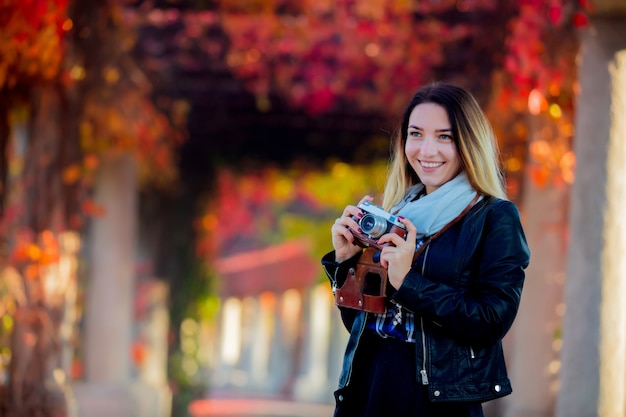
[{"x1": 322, "y1": 82, "x2": 530, "y2": 417}]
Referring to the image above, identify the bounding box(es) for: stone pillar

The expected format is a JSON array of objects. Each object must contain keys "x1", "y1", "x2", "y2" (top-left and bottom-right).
[
  {"x1": 599, "y1": 47, "x2": 626, "y2": 417},
  {"x1": 74, "y1": 154, "x2": 137, "y2": 417},
  {"x1": 555, "y1": 16, "x2": 626, "y2": 417},
  {"x1": 504, "y1": 116, "x2": 569, "y2": 417},
  {"x1": 133, "y1": 279, "x2": 173, "y2": 417},
  {"x1": 250, "y1": 292, "x2": 276, "y2": 389},
  {"x1": 270, "y1": 289, "x2": 303, "y2": 395},
  {"x1": 294, "y1": 284, "x2": 334, "y2": 403}
]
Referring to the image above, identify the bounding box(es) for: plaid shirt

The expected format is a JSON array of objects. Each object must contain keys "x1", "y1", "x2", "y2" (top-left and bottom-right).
[
  {"x1": 364, "y1": 239, "x2": 427, "y2": 343},
  {"x1": 365, "y1": 301, "x2": 417, "y2": 343}
]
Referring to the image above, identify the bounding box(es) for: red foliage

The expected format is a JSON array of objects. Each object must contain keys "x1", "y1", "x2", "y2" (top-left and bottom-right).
[
  {"x1": 140, "y1": 0, "x2": 583, "y2": 119},
  {"x1": 0, "y1": 0, "x2": 70, "y2": 88},
  {"x1": 572, "y1": 11, "x2": 589, "y2": 28}
]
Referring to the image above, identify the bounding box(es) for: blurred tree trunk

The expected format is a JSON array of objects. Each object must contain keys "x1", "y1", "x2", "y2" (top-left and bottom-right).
[
  {"x1": 0, "y1": 0, "x2": 104, "y2": 414},
  {"x1": 0, "y1": 99, "x2": 8, "y2": 216},
  {"x1": 1, "y1": 84, "x2": 79, "y2": 417}
]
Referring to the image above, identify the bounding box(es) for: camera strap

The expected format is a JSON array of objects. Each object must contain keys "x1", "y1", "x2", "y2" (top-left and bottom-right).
[{"x1": 412, "y1": 192, "x2": 481, "y2": 261}]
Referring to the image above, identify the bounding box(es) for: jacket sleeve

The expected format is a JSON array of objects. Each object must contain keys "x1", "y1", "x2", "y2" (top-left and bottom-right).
[
  {"x1": 391, "y1": 199, "x2": 530, "y2": 347},
  {"x1": 321, "y1": 250, "x2": 363, "y2": 331}
]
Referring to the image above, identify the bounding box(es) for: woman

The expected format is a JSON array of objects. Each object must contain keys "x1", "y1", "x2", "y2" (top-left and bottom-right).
[{"x1": 322, "y1": 82, "x2": 530, "y2": 417}]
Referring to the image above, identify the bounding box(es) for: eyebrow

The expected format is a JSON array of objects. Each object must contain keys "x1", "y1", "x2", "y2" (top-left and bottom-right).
[{"x1": 408, "y1": 125, "x2": 453, "y2": 132}]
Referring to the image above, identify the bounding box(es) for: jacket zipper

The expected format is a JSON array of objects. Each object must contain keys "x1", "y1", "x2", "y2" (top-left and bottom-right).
[
  {"x1": 419, "y1": 244, "x2": 430, "y2": 385},
  {"x1": 331, "y1": 267, "x2": 340, "y2": 295},
  {"x1": 413, "y1": 242, "x2": 477, "y2": 378},
  {"x1": 419, "y1": 317, "x2": 429, "y2": 385}
]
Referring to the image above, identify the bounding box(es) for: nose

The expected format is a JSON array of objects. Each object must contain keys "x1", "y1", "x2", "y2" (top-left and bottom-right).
[{"x1": 419, "y1": 136, "x2": 437, "y2": 157}]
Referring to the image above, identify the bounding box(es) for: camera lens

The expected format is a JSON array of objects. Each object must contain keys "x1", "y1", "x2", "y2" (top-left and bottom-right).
[{"x1": 360, "y1": 214, "x2": 388, "y2": 238}]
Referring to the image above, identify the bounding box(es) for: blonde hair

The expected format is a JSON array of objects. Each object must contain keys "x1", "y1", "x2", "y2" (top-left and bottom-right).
[{"x1": 382, "y1": 82, "x2": 506, "y2": 210}]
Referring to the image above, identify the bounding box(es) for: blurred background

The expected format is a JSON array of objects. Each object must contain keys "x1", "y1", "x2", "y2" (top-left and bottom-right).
[{"x1": 1, "y1": 0, "x2": 626, "y2": 416}]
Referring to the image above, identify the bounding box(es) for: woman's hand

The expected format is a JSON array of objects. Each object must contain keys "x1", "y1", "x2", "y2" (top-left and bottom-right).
[
  {"x1": 331, "y1": 195, "x2": 373, "y2": 262},
  {"x1": 378, "y1": 217, "x2": 418, "y2": 290}
]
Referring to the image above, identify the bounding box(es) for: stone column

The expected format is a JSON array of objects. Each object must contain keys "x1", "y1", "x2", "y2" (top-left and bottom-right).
[
  {"x1": 555, "y1": 16, "x2": 626, "y2": 417},
  {"x1": 270, "y1": 289, "x2": 303, "y2": 396},
  {"x1": 250, "y1": 292, "x2": 276, "y2": 389},
  {"x1": 133, "y1": 280, "x2": 173, "y2": 417},
  {"x1": 74, "y1": 154, "x2": 137, "y2": 417},
  {"x1": 598, "y1": 47, "x2": 626, "y2": 417},
  {"x1": 504, "y1": 116, "x2": 569, "y2": 417},
  {"x1": 294, "y1": 284, "x2": 334, "y2": 403}
]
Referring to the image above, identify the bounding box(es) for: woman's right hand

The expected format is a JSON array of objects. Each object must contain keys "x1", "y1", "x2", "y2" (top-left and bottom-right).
[{"x1": 331, "y1": 195, "x2": 373, "y2": 263}]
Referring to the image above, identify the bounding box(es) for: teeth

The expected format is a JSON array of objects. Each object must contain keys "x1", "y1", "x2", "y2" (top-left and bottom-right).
[{"x1": 421, "y1": 161, "x2": 443, "y2": 168}]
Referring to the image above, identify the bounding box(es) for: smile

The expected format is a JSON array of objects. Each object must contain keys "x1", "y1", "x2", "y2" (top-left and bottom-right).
[{"x1": 420, "y1": 161, "x2": 444, "y2": 168}]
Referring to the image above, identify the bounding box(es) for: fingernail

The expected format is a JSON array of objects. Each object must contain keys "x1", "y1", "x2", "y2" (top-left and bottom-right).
[
  {"x1": 399, "y1": 216, "x2": 405, "y2": 219},
  {"x1": 357, "y1": 228, "x2": 363, "y2": 233},
  {"x1": 357, "y1": 212, "x2": 364, "y2": 218}
]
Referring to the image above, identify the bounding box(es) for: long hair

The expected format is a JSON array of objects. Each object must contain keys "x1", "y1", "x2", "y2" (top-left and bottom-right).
[{"x1": 382, "y1": 82, "x2": 506, "y2": 210}]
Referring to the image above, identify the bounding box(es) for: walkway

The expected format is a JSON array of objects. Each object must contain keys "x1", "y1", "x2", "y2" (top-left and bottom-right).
[{"x1": 188, "y1": 390, "x2": 335, "y2": 417}]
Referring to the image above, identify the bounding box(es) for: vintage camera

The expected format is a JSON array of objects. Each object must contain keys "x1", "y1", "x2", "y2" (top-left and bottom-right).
[
  {"x1": 336, "y1": 201, "x2": 408, "y2": 313},
  {"x1": 351, "y1": 201, "x2": 407, "y2": 249}
]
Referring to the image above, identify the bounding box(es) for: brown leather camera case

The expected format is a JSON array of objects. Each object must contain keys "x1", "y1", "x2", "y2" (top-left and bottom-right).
[{"x1": 334, "y1": 247, "x2": 387, "y2": 314}]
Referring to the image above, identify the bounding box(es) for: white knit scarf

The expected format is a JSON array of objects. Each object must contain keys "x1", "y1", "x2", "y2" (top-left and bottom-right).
[{"x1": 391, "y1": 172, "x2": 481, "y2": 240}]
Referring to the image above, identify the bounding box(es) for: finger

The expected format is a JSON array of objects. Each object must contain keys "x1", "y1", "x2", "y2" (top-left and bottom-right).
[
  {"x1": 332, "y1": 221, "x2": 358, "y2": 243},
  {"x1": 398, "y1": 216, "x2": 417, "y2": 243},
  {"x1": 378, "y1": 227, "x2": 415, "y2": 246},
  {"x1": 341, "y1": 196, "x2": 373, "y2": 219},
  {"x1": 342, "y1": 228, "x2": 356, "y2": 244},
  {"x1": 380, "y1": 249, "x2": 398, "y2": 269},
  {"x1": 357, "y1": 195, "x2": 374, "y2": 206},
  {"x1": 377, "y1": 233, "x2": 403, "y2": 247},
  {"x1": 335, "y1": 216, "x2": 362, "y2": 234},
  {"x1": 341, "y1": 205, "x2": 364, "y2": 219}
]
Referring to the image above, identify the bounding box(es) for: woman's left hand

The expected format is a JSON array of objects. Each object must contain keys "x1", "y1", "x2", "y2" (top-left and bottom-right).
[{"x1": 378, "y1": 217, "x2": 417, "y2": 290}]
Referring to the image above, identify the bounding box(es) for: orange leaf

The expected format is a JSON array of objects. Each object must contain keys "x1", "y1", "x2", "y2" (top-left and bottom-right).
[
  {"x1": 27, "y1": 244, "x2": 42, "y2": 261},
  {"x1": 84, "y1": 154, "x2": 99, "y2": 170},
  {"x1": 25, "y1": 264, "x2": 40, "y2": 280},
  {"x1": 82, "y1": 199, "x2": 106, "y2": 217},
  {"x1": 62, "y1": 164, "x2": 81, "y2": 184},
  {"x1": 131, "y1": 341, "x2": 147, "y2": 366},
  {"x1": 529, "y1": 166, "x2": 549, "y2": 188}
]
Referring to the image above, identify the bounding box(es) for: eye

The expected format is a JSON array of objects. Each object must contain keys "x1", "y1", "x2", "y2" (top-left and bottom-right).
[
  {"x1": 408, "y1": 130, "x2": 422, "y2": 138},
  {"x1": 439, "y1": 133, "x2": 453, "y2": 141}
]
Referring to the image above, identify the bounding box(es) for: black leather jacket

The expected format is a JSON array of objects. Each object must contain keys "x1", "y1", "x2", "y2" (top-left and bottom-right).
[{"x1": 322, "y1": 196, "x2": 530, "y2": 403}]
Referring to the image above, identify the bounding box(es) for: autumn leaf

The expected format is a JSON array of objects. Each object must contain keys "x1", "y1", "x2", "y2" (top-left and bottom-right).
[
  {"x1": 62, "y1": 164, "x2": 82, "y2": 184},
  {"x1": 81, "y1": 199, "x2": 106, "y2": 217}
]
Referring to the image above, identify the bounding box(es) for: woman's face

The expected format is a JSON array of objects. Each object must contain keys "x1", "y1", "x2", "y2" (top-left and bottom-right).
[{"x1": 405, "y1": 102, "x2": 462, "y2": 194}]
